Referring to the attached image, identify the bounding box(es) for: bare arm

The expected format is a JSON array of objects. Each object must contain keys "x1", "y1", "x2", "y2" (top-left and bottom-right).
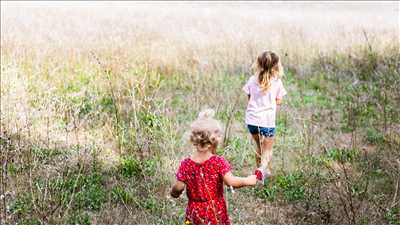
[
  {"x1": 170, "y1": 180, "x2": 185, "y2": 198},
  {"x1": 276, "y1": 98, "x2": 283, "y2": 112},
  {"x1": 223, "y1": 172, "x2": 257, "y2": 188}
]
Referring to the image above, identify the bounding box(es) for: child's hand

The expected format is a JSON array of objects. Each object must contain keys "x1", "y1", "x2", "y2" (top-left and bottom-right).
[
  {"x1": 170, "y1": 180, "x2": 185, "y2": 198},
  {"x1": 246, "y1": 175, "x2": 257, "y2": 186}
]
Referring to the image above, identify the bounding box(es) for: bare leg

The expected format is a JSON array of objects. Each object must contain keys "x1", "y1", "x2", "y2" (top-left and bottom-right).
[
  {"x1": 260, "y1": 136, "x2": 274, "y2": 172},
  {"x1": 251, "y1": 134, "x2": 262, "y2": 168}
]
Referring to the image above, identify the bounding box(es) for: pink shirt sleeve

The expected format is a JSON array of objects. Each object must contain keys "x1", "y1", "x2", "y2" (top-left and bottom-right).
[
  {"x1": 242, "y1": 78, "x2": 251, "y2": 95},
  {"x1": 276, "y1": 79, "x2": 287, "y2": 100},
  {"x1": 218, "y1": 157, "x2": 231, "y2": 176},
  {"x1": 176, "y1": 160, "x2": 187, "y2": 182}
]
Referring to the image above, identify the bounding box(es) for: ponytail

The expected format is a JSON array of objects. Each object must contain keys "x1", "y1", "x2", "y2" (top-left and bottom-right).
[{"x1": 256, "y1": 51, "x2": 280, "y2": 92}]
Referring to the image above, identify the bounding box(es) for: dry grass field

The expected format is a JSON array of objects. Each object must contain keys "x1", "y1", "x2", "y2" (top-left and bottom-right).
[{"x1": 1, "y1": 2, "x2": 399, "y2": 224}]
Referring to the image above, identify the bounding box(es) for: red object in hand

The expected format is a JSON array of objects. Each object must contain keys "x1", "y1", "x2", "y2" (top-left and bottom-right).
[{"x1": 254, "y1": 169, "x2": 263, "y2": 181}]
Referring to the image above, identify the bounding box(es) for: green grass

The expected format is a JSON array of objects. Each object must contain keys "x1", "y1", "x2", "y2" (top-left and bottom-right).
[
  {"x1": 111, "y1": 186, "x2": 137, "y2": 205},
  {"x1": 66, "y1": 212, "x2": 92, "y2": 225},
  {"x1": 31, "y1": 146, "x2": 63, "y2": 162},
  {"x1": 10, "y1": 193, "x2": 34, "y2": 216},
  {"x1": 2, "y1": 39, "x2": 399, "y2": 224},
  {"x1": 119, "y1": 156, "x2": 142, "y2": 178},
  {"x1": 256, "y1": 171, "x2": 306, "y2": 202},
  {"x1": 118, "y1": 156, "x2": 158, "y2": 178},
  {"x1": 385, "y1": 207, "x2": 400, "y2": 225},
  {"x1": 325, "y1": 147, "x2": 360, "y2": 163},
  {"x1": 365, "y1": 128, "x2": 385, "y2": 144},
  {"x1": 18, "y1": 219, "x2": 43, "y2": 225}
]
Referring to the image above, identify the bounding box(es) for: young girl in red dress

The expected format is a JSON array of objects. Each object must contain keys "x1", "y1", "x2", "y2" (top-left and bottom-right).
[{"x1": 170, "y1": 109, "x2": 264, "y2": 225}]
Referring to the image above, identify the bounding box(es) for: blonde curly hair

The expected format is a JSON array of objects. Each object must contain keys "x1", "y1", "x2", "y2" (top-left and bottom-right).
[{"x1": 190, "y1": 109, "x2": 223, "y2": 149}]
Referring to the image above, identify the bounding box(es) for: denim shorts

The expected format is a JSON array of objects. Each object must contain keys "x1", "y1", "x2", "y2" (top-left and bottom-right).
[{"x1": 247, "y1": 124, "x2": 276, "y2": 137}]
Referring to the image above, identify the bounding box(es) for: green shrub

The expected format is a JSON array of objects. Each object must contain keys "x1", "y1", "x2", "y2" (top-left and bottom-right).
[
  {"x1": 31, "y1": 146, "x2": 62, "y2": 162},
  {"x1": 276, "y1": 112, "x2": 289, "y2": 135},
  {"x1": 75, "y1": 173, "x2": 107, "y2": 210},
  {"x1": 49, "y1": 172, "x2": 106, "y2": 211},
  {"x1": 365, "y1": 128, "x2": 385, "y2": 144},
  {"x1": 259, "y1": 171, "x2": 306, "y2": 202},
  {"x1": 276, "y1": 172, "x2": 306, "y2": 202},
  {"x1": 62, "y1": 89, "x2": 97, "y2": 118},
  {"x1": 111, "y1": 186, "x2": 136, "y2": 205},
  {"x1": 257, "y1": 184, "x2": 278, "y2": 201},
  {"x1": 139, "y1": 111, "x2": 163, "y2": 129},
  {"x1": 9, "y1": 193, "x2": 33, "y2": 216},
  {"x1": 142, "y1": 158, "x2": 157, "y2": 177},
  {"x1": 19, "y1": 219, "x2": 42, "y2": 225},
  {"x1": 7, "y1": 162, "x2": 23, "y2": 176},
  {"x1": 142, "y1": 197, "x2": 157, "y2": 211},
  {"x1": 99, "y1": 95, "x2": 114, "y2": 113},
  {"x1": 119, "y1": 156, "x2": 142, "y2": 178},
  {"x1": 385, "y1": 207, "x2": 400, "y2": 225},
  {"x1": 66, "y1": 212, "x2": 91, "y2": 225},
  {"x1": 119, "y1": 156, "x2": 158, "y2": 178},
  {"x1": 326, "y1": 148, "x2": 359, "y2": 163}
]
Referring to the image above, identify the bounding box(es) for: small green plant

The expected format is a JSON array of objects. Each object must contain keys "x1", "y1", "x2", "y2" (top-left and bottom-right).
[
  {"x1": 385, "y1": 207, "x2": 400, "y2": 225},
  {"x1": 276, "y1": 112, "x2": 289, "y2": 135},
  {"x1": 31, "y1": 146, "x2": 62, "y2": 162},
  {"x1": 66, "y1": 212, "x2": 91, "y2": 225},
  {"x1": 365, "y1": 128, "x2": 385, "y2": 144},
  {"x1": 142, "y1": 158, "x2": 157, "y2": 177},
  {"x1": 48, "y1": 172, "x2": 106, "y2": 211},
  {"x1": 257, "y1": 184, "x2": 278, "y2": 201},
  {"x1": 7, "y1": 162, "x2": 20, "y2": 176},
  {"x1": 111, "y1": 186, "x2": 136, "y2": 205},
  {"x1": 9, "y1": 193, "x2": 33, "y2": 216},
  {"x1": 223, "y1": 136, "x2": 252, "y2": 165},
  {"x1": 74, "y1": 173, "x2": 107, "y2": 210},
  {"x1": 142, "y1": 197, "x2": 158, "y2": 212},
  {"x1": 139, "y1": 111, "x2": 162, "y2": 129},
  {"x1": 326, "y1": 148, "x2": 359, "y2": 163},
  {"x1": 276, "y1": 172, "x2": 306, "y2": 202},
  {"x1": 119, "y1": 156, "x2": 142, "y2": 178},
  {"x1": 301, "y1": 154, "x2": 330, "y2": 168},
  {"x1": 259, "y1": 171, "x2": 306, "y2": 202},
  {"x1": 99, "y1": 94, "x2": 114, "y2": 113},
  {"x1": 19, "y1": 219, "x2": 42, "y2": 225}
]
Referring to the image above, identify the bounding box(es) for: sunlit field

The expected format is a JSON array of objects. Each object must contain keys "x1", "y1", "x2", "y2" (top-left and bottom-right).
[{"x1": 1, "y1": 2, "x2": 399, "y2": 224}]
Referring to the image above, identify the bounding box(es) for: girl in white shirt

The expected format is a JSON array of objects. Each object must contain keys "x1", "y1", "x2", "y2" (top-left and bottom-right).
[{"x1": 242, "y1": 51, "x2": 287, "y2": 182}]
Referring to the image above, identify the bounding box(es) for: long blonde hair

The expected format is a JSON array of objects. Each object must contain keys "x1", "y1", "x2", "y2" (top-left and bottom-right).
[{"x1": 254, "y1": 51, "x2": 283, "y2": 92}]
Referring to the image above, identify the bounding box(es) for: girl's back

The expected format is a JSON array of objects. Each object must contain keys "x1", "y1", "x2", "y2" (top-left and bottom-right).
[
  {"x1": 177, "y1": 155, "x2": 231, "y2": 224},
  {"x1": 171, "y1": 109, "x2": 258, "y2": 225},
  {"x1": 243, "y1": 75, "x2": 286, "y2": 128}
]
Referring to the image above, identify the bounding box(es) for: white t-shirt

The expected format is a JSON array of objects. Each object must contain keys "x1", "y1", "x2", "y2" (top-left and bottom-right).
[{"x1": 242, "y1": 75, "x2": 287, "y2": 128}]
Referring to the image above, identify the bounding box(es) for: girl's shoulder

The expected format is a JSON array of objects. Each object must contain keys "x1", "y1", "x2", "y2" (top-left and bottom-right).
[
  {"x1": 249, "y1": 75, "x2": 257, "y2": 82},
  {"x1": 179, "y1": 157, "x2": 192, "y2": 166},
  {"x1": 212, "y1": 155, "x2": 230, "y2": 165},
  {"x1": 272, "y1": 77, "x2": 283, "y2": 85},
  {"x1": 245, "y1": 75, "x2": 257, "y2": 86}
]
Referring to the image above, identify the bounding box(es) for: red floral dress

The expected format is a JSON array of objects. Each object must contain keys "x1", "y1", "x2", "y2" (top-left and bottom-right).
[{"x1": 176, "y1": 155, "x2": 231, "y2": 225}]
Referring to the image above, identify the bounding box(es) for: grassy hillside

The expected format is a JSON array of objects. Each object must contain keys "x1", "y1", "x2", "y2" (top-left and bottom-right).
[{"x1": 1, "y1": 2, "x2": 399, "y2": 225}]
